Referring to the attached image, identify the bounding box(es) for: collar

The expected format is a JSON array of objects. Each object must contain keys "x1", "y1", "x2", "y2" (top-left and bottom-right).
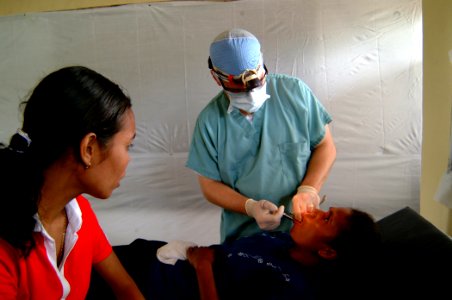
[{"x1": 34, "y1": 198, "x2": 82, "y2": 233}]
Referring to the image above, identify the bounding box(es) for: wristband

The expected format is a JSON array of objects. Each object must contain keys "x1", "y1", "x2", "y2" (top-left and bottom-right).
[
  {"x1": 245, "y1": 198, "x2": 256, "y2": 216},
  {"x1": 297, "y1": 185, "x2": 318, "y2": 195}
]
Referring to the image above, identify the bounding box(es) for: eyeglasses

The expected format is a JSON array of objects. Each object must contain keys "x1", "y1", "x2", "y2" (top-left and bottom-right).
[{"x1": 208, "y1": 57, "x2": 268, "y2": 93}]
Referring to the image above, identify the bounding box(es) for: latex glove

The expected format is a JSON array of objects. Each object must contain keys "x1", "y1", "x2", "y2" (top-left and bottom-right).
[
  {"x1": 292, "y1": 185, "x2": 321, "y2": 220},
  {"x1": 157, "y1": 240, "x2": 198, "y2": 265},
  {"x1": 245, "y1": 199, "x2": 284, "y2": 230}
]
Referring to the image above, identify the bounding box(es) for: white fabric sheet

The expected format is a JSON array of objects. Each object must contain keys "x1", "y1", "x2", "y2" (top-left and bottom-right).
[{"x1": 0, "y1": 0, "x2": 422, "y2": 245}]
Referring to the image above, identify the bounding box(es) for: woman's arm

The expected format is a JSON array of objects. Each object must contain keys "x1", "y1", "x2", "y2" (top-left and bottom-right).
[
  {"x1": 93, "y1": 251, "x2": 145, "y2": 300},
  {"x1": 187, "y1": 246, "x2": 219, "y2": 300}
]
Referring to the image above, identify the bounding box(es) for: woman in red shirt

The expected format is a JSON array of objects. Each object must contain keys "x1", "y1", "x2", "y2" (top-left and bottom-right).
[{"x1": 0, "y1": 66, "x2": 144, "y2": 300}]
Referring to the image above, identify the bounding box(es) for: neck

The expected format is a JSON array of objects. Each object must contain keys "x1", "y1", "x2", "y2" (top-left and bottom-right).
[
  {"x1": 289, "y1": 246, "x2": 320, "y2": 266},
  {"x1": 38, "y1": 206, "x2": 64, "y2": 222},
  {"x1": 38, "y1": 206, "x2": 67, "y2": 225},
  {"x1": 39, "y1": 158, "x2": 80, "y2": 219},
  {"x1": 239, "y1": 109, "x2": 252, "y2": 116}
]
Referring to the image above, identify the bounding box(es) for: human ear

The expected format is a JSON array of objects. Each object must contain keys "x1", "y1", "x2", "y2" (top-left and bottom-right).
[
  {"x1": 80, "y1": 133, "x2": 97, "y2": 169},
  {"x1": 318, "y1": 247, "x2": 337, "y2": 260},
  {"x1": 210, "y1": 70, "x2": 222, "y2": 86}
]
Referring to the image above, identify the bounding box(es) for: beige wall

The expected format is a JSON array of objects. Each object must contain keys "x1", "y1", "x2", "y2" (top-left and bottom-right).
[
  {"x1": 1, "y1": 0, "x2": 451, "y2": 235},
  {"x1": 0, "y1": 1, "x2": 167, "y2": 16},
  {"x1": 421, "y1": 0, "x2": 452, "y2": 235}
]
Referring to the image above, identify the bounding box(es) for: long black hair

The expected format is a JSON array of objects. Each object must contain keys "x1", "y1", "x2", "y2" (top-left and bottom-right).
[{"x1": 0, "y1": 66, "x2": 131, "y2": 256}]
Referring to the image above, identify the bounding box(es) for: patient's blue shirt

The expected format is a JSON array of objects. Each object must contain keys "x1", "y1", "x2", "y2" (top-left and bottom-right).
[
  {"x1": 145, "y1": 232, "x2": 315, "y2": 300},
  {"x1": 213, "y1": 231, "x2": 315, "y2": 300}
]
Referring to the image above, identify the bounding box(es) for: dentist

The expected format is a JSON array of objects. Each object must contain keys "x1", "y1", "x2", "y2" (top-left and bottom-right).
[{"x1": 186, "y1": 28, "x2": 336, "y2": 243}]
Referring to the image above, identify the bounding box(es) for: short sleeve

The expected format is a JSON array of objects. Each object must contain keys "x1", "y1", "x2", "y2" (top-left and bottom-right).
[{"x1": 186, "y1": 107, "x2": 222, "y2": 181}]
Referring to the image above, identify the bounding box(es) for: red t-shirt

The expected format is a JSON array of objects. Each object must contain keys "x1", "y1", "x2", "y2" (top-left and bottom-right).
[{"x1": 0, "y1": 195, "x2": 112, "y2": 299}]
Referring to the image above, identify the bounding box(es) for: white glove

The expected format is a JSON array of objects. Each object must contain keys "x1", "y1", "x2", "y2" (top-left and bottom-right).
[
  {"x1": 245, "y1": 199, "x2": 284, "y2": 230},
  {"x1": 156, "y1": 240, "x2": 198, "y2": 265},
  {"x1": 297, "y1": 185, "x2": 321, "y2": 212}
]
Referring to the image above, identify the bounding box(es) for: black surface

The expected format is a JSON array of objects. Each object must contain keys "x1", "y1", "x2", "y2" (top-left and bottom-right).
[
  {"x1": 87, "y1": 207, "x2": 452, "y2": 299},
  {"x1": 374, "y1": 206, "x2": 452, "y2": 298}
]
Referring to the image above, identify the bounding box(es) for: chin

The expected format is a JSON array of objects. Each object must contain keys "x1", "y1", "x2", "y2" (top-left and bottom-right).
[
  {"x1": 92, "y1": 191, "x2": 112, "y2": 199},
  {"x1": 104, "y1": 191, "x2": 114, "y2": 198}
]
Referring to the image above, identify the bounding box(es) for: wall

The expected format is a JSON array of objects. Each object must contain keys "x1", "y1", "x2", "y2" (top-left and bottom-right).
[
  {"x1": 0, "y1": 0, "x2": 430, "y2": 244},
  {"x1": 0, "y1": 0, "x2": 165, "y2": 16},
  {"x1": 421, "y1": 0, "x2": 452, "y2": 235}
]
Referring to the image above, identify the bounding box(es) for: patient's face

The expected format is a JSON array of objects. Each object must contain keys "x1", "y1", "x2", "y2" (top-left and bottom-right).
[{"x1": 290, "y1": 207, "x2": 352, "y2": 249}]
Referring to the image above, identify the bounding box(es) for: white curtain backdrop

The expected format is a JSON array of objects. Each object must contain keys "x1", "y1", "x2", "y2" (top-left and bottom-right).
[{"x1": 0, "y1": 0, "x2": 422, "y2": 245}]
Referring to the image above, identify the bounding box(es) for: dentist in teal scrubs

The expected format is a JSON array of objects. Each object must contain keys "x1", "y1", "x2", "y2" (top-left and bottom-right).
[{"x1": 186, "y1": 28, "x2": 336, "y2": 242}]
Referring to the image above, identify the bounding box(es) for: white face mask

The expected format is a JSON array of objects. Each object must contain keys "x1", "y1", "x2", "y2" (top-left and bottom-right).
[{"x1": 225, "y1": 82, "x2": 270, "y2": 113}]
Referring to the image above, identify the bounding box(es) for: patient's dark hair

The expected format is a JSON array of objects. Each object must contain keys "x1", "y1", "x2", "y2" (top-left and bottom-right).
[
  {"x1": 0, "y1": 66, "x2": 131, "y2": 256},
  {"x1": 316, "y1": 209, "x2": 382, "y2": 299},
  {"x1": 331, "y1": 209, "x2": 382, "y2": 264}
]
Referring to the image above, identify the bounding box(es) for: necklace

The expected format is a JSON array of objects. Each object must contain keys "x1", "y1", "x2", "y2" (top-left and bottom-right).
[
  {"x1": 39, "y1": 209, "x2": 67, "y2": 266},
  {"x1": 57, "y1": 211, "x2": 68, "y2": 266}
]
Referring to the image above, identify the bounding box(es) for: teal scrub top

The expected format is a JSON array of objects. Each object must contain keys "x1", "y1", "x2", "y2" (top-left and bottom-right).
[{"x1": 186, "y1": 73, "x2": 332, "y2": 242}]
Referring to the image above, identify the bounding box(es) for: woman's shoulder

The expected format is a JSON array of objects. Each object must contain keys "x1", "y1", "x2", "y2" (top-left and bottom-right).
[
  {"x1": 75, "y1": 194, "x2": 90, "y2": 207},
  {"x1": 73, "y1": 195, "x2": 96, "y2": 218}
]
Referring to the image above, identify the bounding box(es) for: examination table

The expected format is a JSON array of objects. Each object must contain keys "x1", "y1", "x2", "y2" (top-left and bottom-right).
[{"x1": 87, "y1": 207, "x2": 452, "y2": 299}]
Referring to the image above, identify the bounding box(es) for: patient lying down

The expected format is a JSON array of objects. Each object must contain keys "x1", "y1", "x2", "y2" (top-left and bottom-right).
[{"x1": 88, "y1": 207, "x2": 382, "y2": 300}]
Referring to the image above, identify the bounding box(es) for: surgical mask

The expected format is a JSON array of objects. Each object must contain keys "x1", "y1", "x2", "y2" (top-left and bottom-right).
[{"x1": 225, "y1": 82, "x2": 270, "y2": 113}]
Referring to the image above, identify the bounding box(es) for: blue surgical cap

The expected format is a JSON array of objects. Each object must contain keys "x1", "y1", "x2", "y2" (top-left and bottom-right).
[{"x1": 209, "y1": 28, "x2": 262, "y2": 76}]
